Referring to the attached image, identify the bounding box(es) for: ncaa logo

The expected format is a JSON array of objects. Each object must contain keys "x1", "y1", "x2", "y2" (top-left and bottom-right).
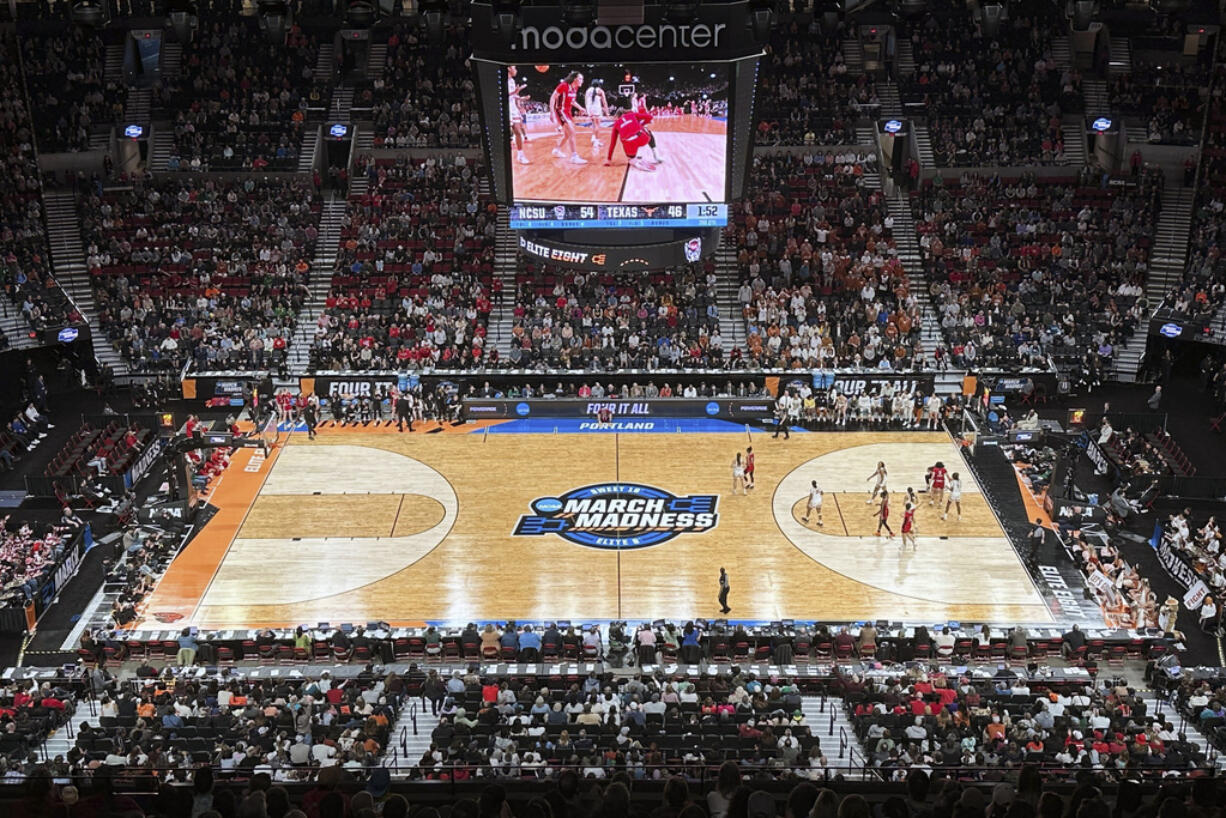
[
  {"x1": 516, "y1": 402, "x2": 531, "y2": 416},
  {"x1": 705, "y1": 401, "x2": 720, "y2": 416},
  {"x1": 684, "y1": 237, "x2": 702, "y2": 262},
  {"x1": 514, "y1": 482, "x2": 719, "y2": 549}
]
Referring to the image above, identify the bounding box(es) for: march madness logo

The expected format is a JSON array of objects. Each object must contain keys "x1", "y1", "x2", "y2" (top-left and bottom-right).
[{"x1": 514, "y1": 483, "x2": 718, "y2": 549}]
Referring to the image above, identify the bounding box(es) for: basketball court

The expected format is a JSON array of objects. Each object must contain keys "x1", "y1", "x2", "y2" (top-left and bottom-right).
[
  {"x1": 510, "y1": 114, "x2": 727, "y2": 203},
  {"x1": 135, "y1": 425, "x2": 1054, "y2": 630}
]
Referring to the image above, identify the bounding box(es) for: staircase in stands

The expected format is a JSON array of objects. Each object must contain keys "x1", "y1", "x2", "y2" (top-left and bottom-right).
[
  {"x1": 38, "y1": 697, "x2": 99, "y2": 765},
  {"x1": 895, "y1": 38, "x2": 915, "y2": 80},
  {"x1": 125, "y1": 88, "x2": 151, "y2": 124},
  {"x1": 287, "y1": 195, "x2": 346, "y2": 374},
  {"x1": 854, "y1": 124, "x2": 878, "y2": 149},
  {"x1": 383, "y1": 702, "x2": 433, "y2": 775},
  {"x1": 714, "y1": 236, "x2": 748, "y2": 357},
  {"x1": 1050, "y1": 35, "x2": 1071, "y2": 71},
  {"x1": 491, "y1": 191, "x2": 519, "y2": 362},
  {"x1": 330, "y1": 85, "x2": 355, "y2": 121},
  {"x1": 1108, "y1": 36, "x2": 1133, "y2": 77},
  {"x1": 298, "y1": 125, "x2": 321, "y2": 174},
  {"x1": 315, "y1": 42, "x2": 335, "y2": 84},
  {"x1": 103, "y1": 42, "x2": 124, "y2": 82},
  {"x1": 888, "y1": 193, "x2": 939, "y2": 367},
  {"x1": 160, "y1": 40, "x2": 182, "y2": 79},
  {"x1": 842, "y1": 38, "x2": 863, "y2": 76},
  {"x1": 802, "y1": 695, "x2": 871, "y2": 779},
  {"x1": 43, "y1": 189, "x2": 128, "y2": 375},
  {"x1": 149, "y1": 128, "x2": 173, "y2": 172},
  {"x1": 366, "y1": 41, "x2": 387, "y2": 80},
  {"x1": 1136, "y1": 689, "x2": 1225, "y2": 770},
  {"x1": 913, "y1": 124, "x2": 935, "y2": 167},
  {"x1": 1062, "y1": 114, "x2": 1088, "y2": 166},
  {"x1": 1083, "y1": 78, "x2": 1110, "y2": 119},
  {"x1": 1111, "y1": 186, "x2": 1195, "y2": 382}
]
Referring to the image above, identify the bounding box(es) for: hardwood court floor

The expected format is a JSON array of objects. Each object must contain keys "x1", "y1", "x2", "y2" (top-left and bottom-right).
[
  {"x1": 139, "y1": 430, "x2": 1053, "y2": 628},
  {"x1": 511, "y1": 114, "x2": 726, "y2": 204}
]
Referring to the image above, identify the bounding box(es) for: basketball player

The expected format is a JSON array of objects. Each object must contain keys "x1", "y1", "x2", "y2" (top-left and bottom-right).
[
  {"x1": 929, "y1": 461, "x2": 948, "y2": 508},
  {"x1": 731, "y1": 452, "x2": 747, "y2": 495},
  {"x1": 603, "y1": 106, "x2": 657, "y2": 173},
  {"x1": 866, "y1": 461, "x2": 887, "y2": 504},
  {"x1": 900, "y1": 502, "x2": 917, "y2": 549},
  {"x1": 632, "y1": 93, "x2": 665, "y2": 163},
  {"x1": 584, "y1": 78, "x2": 608, "y2": 149},
  {"x1": 596, "y1": 405, "x2": 613, "y2": 427},
  {"x1": 549, "y1": 71, "x2": 588, "y2": 164},
  {"x1": 876, "y1": 490, "x2": 894, "y2": 538},
  {"x1": 943, "y1": 472, "x2": 963, "y2": 521},
  {"x1": 906, "y1": 486, "x2": 920, "y2": 509},
  {"x1": 744, "y1": 446, "x2": 756, "y2": 490},
  {"x1": 927, "y1": 393, "x2": 944, "y2": 430},
  {"x1": 506, "y1": 65, "x2": 530, "y2": 165},
  {"x1": 802, "y1": 480, "x2": 823, "y2": 526}
]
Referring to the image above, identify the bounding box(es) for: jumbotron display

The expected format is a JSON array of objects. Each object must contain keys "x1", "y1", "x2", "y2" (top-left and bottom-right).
[{"x1": 505, "y1": 63, "x2": 730, "y2": 229}]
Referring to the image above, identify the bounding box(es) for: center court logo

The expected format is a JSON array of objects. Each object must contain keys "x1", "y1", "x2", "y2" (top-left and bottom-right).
[{"x1": 513, "y1": 483, "x2": 719, "y2": 549}]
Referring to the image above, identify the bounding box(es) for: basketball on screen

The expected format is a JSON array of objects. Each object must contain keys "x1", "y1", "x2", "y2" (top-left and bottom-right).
[{"x1": 535, "y1": 65, "x2": 550, "y2": 72}]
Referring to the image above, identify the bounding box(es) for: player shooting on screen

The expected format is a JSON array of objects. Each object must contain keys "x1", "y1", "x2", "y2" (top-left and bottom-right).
[
  {"x1": 549, "y1": 71, "x2": 588, "y2": 165},
  {"x1": 603, "y1": 105, "x2": 658, "y2": 172}
]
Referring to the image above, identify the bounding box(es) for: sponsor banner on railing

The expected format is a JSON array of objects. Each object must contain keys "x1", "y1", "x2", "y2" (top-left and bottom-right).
[
  {"x1": 464, "y1": 398, "x2": 775, "y2": 420},
  {"x1": 124, "y1": 438, "x2": 166, "y2": 490}
]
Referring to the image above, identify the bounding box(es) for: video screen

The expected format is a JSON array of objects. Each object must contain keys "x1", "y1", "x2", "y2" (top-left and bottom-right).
[{"x1": 505, "y1": 63, "x2": 729, "y2": 205}]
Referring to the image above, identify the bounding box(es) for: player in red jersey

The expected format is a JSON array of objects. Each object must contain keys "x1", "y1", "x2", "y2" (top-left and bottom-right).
[
  {"x1": 929, "y1": 461, "x2": 947, "y2": 508},
  {"x1": 876, "y1": 490, "x2": 894, "y2": 538},
  {"x1": 900, "y1": 502, "x2": 917, "y2": 549},
  {"x1": 631, "y1": 94, "x2": 665, "y2": 163},
  {"x1": 603, "y1": 106, "x2": 657, "y2": 172},
  {"x1": 744, "y1": 446, "x2": 755, "y2": 490},
  {"x1": 549, "y1": 71, "x2": 588, "y2": 165}
]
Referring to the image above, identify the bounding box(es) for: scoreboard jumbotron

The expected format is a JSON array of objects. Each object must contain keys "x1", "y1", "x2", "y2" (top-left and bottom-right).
[{"x1": 509, "y1": 202, "x2": 729, "y2": 230}]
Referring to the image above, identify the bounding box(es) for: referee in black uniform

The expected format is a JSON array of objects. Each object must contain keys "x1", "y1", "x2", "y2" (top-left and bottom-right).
[
  {"x1": 303, "y1": 401, "x2": 319, "y2": 440},
  {"x1": 396, "y1": 392, "x2": 414, "y2": 432}
]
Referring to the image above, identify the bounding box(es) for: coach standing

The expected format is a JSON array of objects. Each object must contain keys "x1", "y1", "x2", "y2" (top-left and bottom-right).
[
  {"x1": 396, "y1": 391, "x2": 413, "y2": 432},
  {"x1": 718, "y1": 567, "x2": 731, "y2": 614}
]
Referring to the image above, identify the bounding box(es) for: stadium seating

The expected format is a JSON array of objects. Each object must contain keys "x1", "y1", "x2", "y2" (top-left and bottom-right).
[
  {"x1": 311, "y1": 155, "x2": 495, "y2": 371},
  {"x1": 754, "y1": 22, "x2": 871, "y2": 146},
  {"x1": 910, "y1": 168, "x2": 1159, "y2": 370},
  {"x1": 0, "y1": 33, "x2": 76, "y2": 334},
  {"x1": 156, "y1": 20, "x2": 322, "y2": 171},
  {"x1": 19, "y1": 29, "x2": 127, "y2": 153},
  {"x1": 732, "y1": 151, "x2": 919, "y2": 370},
  {"x1": 849, "y1": 671, "x2": 1205, "y2": 772},
  {"x1": 1110, "y1": 59, "x2": 1206, "y2": 146},
  {"x1": 901, "y1": 3, "x2": 1079, "y2": 167},
  {"x1": 361, "y1": 23, "x2": 481, "y2": 149},
  {"x1": 81, "y1": 176, "x2": 320, "y2": 371},
  {"x1": 509, "y1": 262, "x2": 725, "y2": 370}
]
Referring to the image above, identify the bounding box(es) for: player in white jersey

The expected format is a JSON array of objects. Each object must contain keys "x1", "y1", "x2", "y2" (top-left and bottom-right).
[
  {"x1": 507, "y1": 66, "x2": 530, "y2": 164},
  {"x1": 866, "y1": 461, "x2": 888, "y2": 504},
  {"x1": 943, "y1": 472, "x2": 964, "y2": 521},
  {"x1": 584, "y1": 80, "x2": 608, "y2": 149},
  {"x1": 802, "y1": 480, "x2": 823, "y2": 526}
]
